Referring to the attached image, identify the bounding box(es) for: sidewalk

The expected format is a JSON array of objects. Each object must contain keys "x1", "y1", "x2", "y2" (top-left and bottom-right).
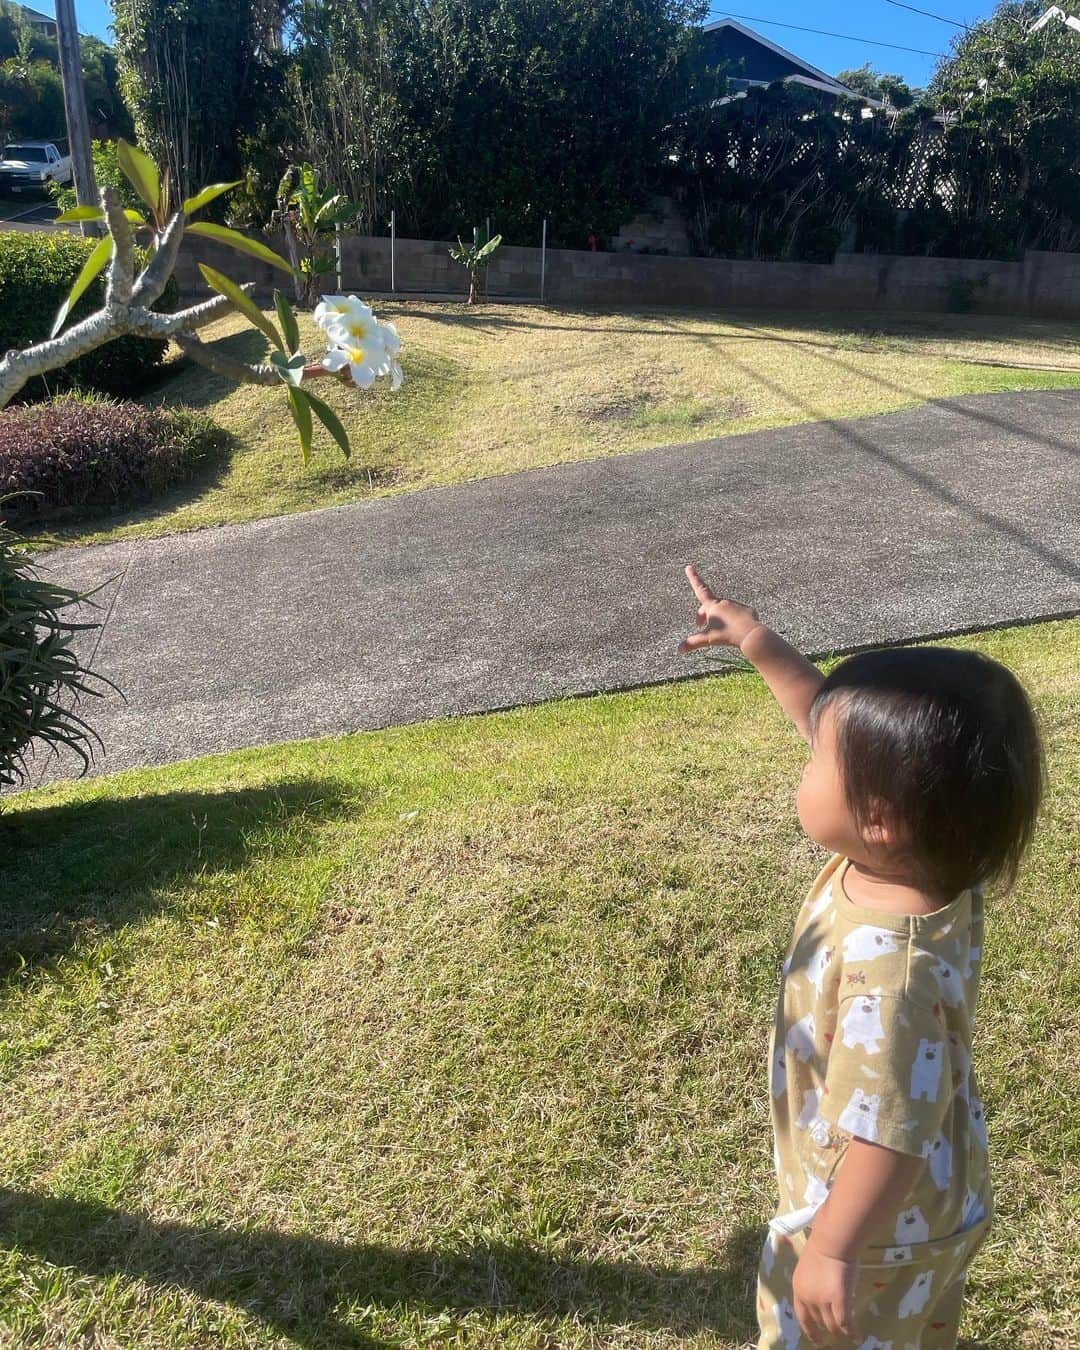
[{"x1": 28, "y1": 388, "x2": 1080, "y2": 783}]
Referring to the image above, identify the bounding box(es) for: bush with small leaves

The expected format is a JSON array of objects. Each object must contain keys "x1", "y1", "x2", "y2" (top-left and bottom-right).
[
  {"x1": 0, "y1": 232, "x2": 178, "y2": 401},
  {"x1": 0, "y1": 394, "x2": 230, "y2": 524}
]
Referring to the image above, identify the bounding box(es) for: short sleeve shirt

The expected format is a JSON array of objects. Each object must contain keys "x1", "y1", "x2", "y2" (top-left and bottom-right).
[{"x1": 768, "y1": 853, "x2": 991, "y2": 1248}]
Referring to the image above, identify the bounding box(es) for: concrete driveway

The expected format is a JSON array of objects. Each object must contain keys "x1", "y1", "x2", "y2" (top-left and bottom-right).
[{"x1": 24, "y1": 388, "x2": 1080, "y2": 783}]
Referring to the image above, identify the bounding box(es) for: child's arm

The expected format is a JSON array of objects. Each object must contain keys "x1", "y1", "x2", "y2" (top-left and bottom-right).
[
  {"x1": 678, "y1": 565, "x2": 825, "y2": 741},
  {"x1": 792, "y1": 1139, "x2": 924, "y2": 1342}
]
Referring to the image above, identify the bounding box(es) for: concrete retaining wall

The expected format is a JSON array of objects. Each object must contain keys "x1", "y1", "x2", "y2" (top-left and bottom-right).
[{"x1": 173, "y1": 230, "x2": 1080, "y2": 318}]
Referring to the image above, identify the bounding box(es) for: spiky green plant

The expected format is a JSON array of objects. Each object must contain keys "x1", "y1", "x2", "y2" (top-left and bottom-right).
[{"x1": 0, "y1": 505, "x2": 114, "y2": 789}]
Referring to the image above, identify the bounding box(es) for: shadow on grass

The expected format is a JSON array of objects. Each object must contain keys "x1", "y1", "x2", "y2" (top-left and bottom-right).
[
  {"x1": 0, "y1": 777, "x2": 363, "y2": 978},
  {"x1": 153, "y1": 326, "x2": 273, "y2": 411},
  {"x1": 0, "y1": 1187, "x2": 763, "y2": 1346},
  {"x1": 397, "y1": 303, "x2": 1080, "y2": 359}
]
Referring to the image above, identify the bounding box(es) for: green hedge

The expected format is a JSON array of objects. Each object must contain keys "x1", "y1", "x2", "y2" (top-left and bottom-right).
[{"x1": 0, "y1": 231, "x2": 179, "y2": 401}]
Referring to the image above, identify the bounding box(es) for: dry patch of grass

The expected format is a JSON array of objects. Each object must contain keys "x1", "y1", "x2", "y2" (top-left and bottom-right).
[
  {"x1": 35, "y1": 303, "x2": 1080, "y2": 549},
  {"x1": 0, "y1": 618, "x2": 1077, "y2": 1346}
]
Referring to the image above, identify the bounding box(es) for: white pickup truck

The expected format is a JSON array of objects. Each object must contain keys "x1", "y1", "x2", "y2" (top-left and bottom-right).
[{"x1": 0, "y1": 141, "x2": 73, "y2": 195}]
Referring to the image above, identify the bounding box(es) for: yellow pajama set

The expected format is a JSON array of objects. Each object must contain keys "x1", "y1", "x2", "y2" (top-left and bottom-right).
[{"x1": 756, "y1": 854, "x2": 993, "y2": 1350}]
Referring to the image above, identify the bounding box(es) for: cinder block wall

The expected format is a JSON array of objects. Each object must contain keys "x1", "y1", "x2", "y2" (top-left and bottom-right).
[{"x1": 173, "y1": 230, "x2": 1080, "y2": 319}]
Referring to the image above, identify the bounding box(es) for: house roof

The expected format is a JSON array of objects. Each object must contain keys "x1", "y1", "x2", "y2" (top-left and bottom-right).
[
  {"x1": 18, "y1": 5, "x2": 57, "y2": 24},
  {"x1": 702, "y1": 17, "x2": 857, "y2": 95}
]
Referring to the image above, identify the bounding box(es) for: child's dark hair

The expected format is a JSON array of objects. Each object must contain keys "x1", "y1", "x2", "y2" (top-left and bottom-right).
[{"x1": 808, "y1": 646, "x2": 1044, "y2": 898}]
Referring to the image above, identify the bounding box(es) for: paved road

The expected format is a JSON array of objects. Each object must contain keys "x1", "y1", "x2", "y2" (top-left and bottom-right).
[{"x1": 25, "y1": 389, "x2": 1080, "y2": 783}]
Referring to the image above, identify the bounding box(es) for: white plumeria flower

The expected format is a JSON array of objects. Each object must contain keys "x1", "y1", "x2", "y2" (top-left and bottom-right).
[
  {"x1": 380, "y1": 320, "x2": 403, "y2": 390},
  {"x1": 323, "y1": 338, "x2": 391, "y2": 390},
  {"x1": 314, "y1": 294, "x2": 372, "y2": 333},
  {"x1": 326, "y1": 306, "x2": 384, "y2": 350}
]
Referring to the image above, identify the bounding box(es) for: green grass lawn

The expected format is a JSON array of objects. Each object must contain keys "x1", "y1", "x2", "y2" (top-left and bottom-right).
[
  {"x1": 39, "y1": 304, "x2": 1080, "y2": 549},
  {"x1": 1, "y1": 617, "x2": 1076, "y2": 1347}
]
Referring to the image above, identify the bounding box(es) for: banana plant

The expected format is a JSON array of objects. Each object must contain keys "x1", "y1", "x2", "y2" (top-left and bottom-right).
[
  {"x1": 448, "y1": 228, "x2": 503, "y2": 304},
  {"x1": 0, "y1": 141, "x2": 402, "y2": 462},
  {"x1": 274, "y1": 163, "x2": 359, "y2": 309}
]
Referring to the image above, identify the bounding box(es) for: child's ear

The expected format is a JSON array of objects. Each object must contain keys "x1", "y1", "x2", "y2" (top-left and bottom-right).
[{"x1": 861, "y1": 798, "x2": 899, "y2": 848}]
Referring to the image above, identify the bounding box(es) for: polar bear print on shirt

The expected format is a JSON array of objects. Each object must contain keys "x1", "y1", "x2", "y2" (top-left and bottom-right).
[
  {"x1": 895, "y1": 1205, "x2": 930, "y2": 1244},
  {"x1": 897, "y1": 1270, "x2": 934, "y2": 1318},
  {"x1": 803, "y1": 1173, "x2": 831, "y2": 1207},
  {"x1": 921, "y1": 1132, "x2": 953, "y2": 1190},
  {"x1": 761, "y1": 1228, "x2": 778, "y2": 1277},
  {"x1": 970, "y1": 1096, "x2": 989, "y2": 1149},
  {"x1": 775, "y1": 1297, "x2": 803, "y2": 1349},
  {"x1": 964, "y1": 945, "x2": 981, "y2": 980},
  {"x1": 771, "y1": 1046, "x2": 787, "y2": 1098},
  {"x1": 786, "y1": 1012, "x2": 816, "y2": 1062},
  {"x1": 963, "y1": 1186, "x2": 987, "y2": 1227},
  {"x1": 807, "y1": 943, "x2": 835, "y2": 995},
  {"x1": 841, "y1": 995, "x2": 885, "y2": 1053},
  {"x1": 796, "y1": 1087, "x2": 827, "y2": 1133},
  {"x1": 857, "y1": 1338, "x2": 893, "y2": 1350},
  {"x1": 930, "y1": 957, "x2": 965, "y2": 1006},
  {"x1": 883, "y1": 1245, "x2": 912, "y2": 1263},
  {"x1": 838, "y1": 1088, "x2": 881, "y2": 1141},
  {"x1": 910, "y1": 1039, "x2": 945, "y2": 1102},
  {"x1": 842, "y1": 926, "x2": 901, "y2": 963}
]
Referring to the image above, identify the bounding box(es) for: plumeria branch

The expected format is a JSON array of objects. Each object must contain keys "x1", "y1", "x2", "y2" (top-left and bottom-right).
[{"x1": 0, "y1": 145, "x2": 402, "y2": 461}]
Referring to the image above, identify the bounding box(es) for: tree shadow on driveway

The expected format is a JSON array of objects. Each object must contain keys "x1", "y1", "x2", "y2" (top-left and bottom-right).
[{"x1": 665, "y1": 315, "x2": 1080, "y2": 587}]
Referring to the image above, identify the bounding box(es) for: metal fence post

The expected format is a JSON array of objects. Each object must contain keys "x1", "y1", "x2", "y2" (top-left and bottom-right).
[
  {"x1": 390, "y1": 210, "x2": 396, "y2": 293},
  {"x1": 540, "y1": 218, "x2": 547, "y2": 302},
  {"x1": 334, "y1": 221, "x2": 343, "y2": 291}
]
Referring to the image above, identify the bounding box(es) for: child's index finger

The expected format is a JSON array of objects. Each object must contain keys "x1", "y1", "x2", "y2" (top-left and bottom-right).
[{"x1": 685, "y1": 563, "x2": 715, "y2": 603}]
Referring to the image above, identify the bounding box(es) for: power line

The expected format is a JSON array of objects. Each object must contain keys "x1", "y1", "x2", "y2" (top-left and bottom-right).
[
  {"x1": 709, "y1": 11, "x2": 945, "y2": 57},
  {"x1": 883, "y1": 0, "x2": 968, "y2": 30}
]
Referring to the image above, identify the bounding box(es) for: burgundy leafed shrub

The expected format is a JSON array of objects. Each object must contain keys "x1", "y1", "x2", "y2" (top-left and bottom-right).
[{"x1": 0, "y1": 395, "x2": 230, "y2": 524}]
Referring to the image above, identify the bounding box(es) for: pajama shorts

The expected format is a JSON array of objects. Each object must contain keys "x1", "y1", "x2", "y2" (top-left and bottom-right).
[{"x1": 755, "y1": 1210, "x2": 992, "y2": 1349}]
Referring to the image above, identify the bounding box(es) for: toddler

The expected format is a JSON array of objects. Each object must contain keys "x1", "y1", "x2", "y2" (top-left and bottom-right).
[{"x1": 678, "y1": 565, "x2": 1044, "y2": 1350}]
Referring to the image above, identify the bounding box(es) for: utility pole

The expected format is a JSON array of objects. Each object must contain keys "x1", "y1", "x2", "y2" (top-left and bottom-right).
[{"x1": 54, "y1": 0, "x2": 100, "y2": 233}]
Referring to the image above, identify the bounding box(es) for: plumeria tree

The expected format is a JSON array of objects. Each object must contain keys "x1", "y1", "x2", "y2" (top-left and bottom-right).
[{"x1": 0, "y1": 140, "x2": 403, "y2": 461}]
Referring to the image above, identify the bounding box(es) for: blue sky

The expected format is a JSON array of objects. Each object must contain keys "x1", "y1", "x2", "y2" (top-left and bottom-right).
[{"x1": 70, "y1": 0, "x2": 997, "y2": 87}]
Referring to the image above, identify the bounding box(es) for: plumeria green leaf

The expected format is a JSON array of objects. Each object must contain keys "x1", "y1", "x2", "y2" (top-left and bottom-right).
[
  {"x1": 187, "y1": 222, "x2": 293, "y2": 273},
  {"x1": 304, "y1": 389, "x2": 352, "y2": 458},
  {"x1": 54, "y1": 205, "x2": 105, "y2": 223},
  {"x1": 269, "y1": 351, "x2": 306, "y2": 386},
  {"x1": 198, "y1": 264, "x2": 283, "y2": 351},
  {"x1": 115, "y1": 138, "x2": 162, "y2": 216},
  {"x1": 183, "y1": 180, "x2": 243, "y2": 216},
  {"x1": 287, "y1": 386, "x2": 313, "y2": 463},
  {"x1": 274, "y1": 289, "x2": 300, "y2": 354},
  {"x1": 123, "y1": 209, "x2": 148, "y2": 226},
  {"x1": 50, "y1": 235, "x2": 114, "y2": 337}
]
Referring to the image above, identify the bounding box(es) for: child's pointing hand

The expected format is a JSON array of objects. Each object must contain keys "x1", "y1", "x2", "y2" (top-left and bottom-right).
[{"x1": 678, "y1": 564, "x2": 762, "y2": 654}]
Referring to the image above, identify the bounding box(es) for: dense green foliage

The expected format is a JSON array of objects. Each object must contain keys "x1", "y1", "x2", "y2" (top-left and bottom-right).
[
  {"x1": 238, "y1": 0, "x2": 704, "y2": 247},
  {"x1": 0, "y1": 510, "x2": 108, "y2": 787},
  {"x1": 0, "y1": 231, "x2": 177, "y2": 398},
  {"x1": 0, "y1": 3, "x2": 130, "y2": 142},
  {"x1": 668, "y1": 0, "x2": 1080, "y2": 261},
  {"x1": 111, "y1": 0, "x2": 275, "y2": 199},
  {"x1": 0, "y1": 394, "x2": 228, "y2": 523}
]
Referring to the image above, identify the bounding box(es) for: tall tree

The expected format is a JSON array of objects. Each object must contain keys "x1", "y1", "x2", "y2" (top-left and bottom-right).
[
  {"x1": 928, "y1": 0, "x2": 1080, "y2": 253},
  {"x1": 111, "y1": 0, "x2": 279, "y2": 199}
]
